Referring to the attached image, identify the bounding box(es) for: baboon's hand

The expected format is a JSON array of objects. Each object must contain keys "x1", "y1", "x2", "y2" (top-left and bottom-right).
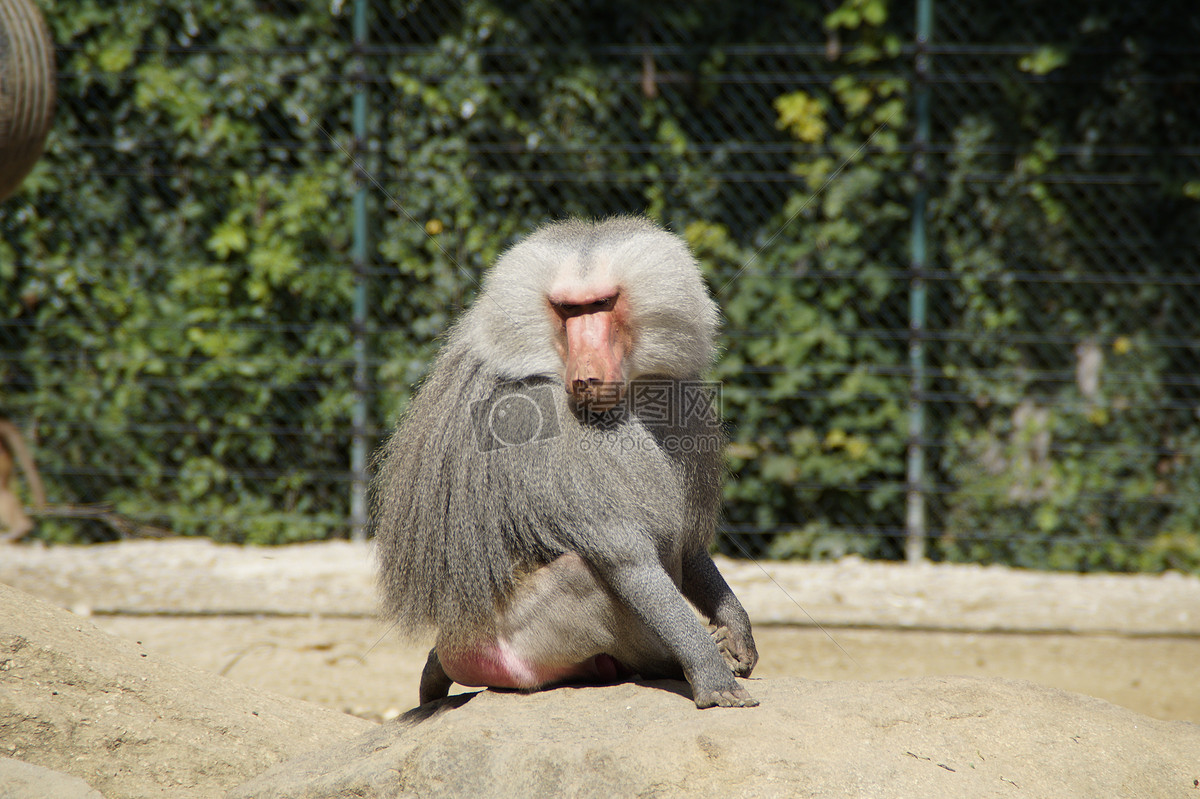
[
  {"x1": 710, "y1": 623, "x2": 759, "y2": 677},
  {"x1": 692, "y1": 681, "x2": 759, "y2": 709}
]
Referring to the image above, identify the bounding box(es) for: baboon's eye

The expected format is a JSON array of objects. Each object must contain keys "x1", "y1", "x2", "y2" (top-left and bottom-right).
[{"x1": 553, "y1": 294, "x2": 619, "y2": 319}]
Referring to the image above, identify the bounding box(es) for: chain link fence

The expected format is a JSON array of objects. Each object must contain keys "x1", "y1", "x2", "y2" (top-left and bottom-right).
[{"x1": 2, "y1": 1, "x2": 1198, "y2": 570}]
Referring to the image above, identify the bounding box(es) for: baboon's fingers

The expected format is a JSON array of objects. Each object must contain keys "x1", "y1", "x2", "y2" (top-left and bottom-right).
[
  {"x1": 709, "y1": 624, "x2": 757, "y2": 676},
  {"x1": 693, "y1": 684, "x2": 759, "y2": 709}
]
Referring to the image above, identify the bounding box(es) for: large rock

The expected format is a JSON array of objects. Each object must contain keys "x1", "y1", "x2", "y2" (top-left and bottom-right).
[
  {"x1": 0, "y1": 757, "x2": 104, "y2": 799},
  {"x1": 0, "y1": 583, "x2": 375, "y2": 799},
  {"x1": 3, "y1": 574, "x2": 1198, "y2": 799},
  {"x1": 231, "y1": 676, "x2": 1200, "y2": 799}
]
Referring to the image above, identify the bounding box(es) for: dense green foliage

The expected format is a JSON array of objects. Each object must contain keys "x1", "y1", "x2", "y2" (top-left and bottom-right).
[
  {"x1": 1, "y1": 0, "x2": 1198, "y2": 572},
  {"x1": 921, "y1": 5, "x2": 1200, "y2": 572}
]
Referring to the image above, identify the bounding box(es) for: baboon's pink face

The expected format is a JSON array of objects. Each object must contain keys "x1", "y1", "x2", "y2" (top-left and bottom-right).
[{"x1": 548, "y1": 286, "x2": 630, "y2": 412}]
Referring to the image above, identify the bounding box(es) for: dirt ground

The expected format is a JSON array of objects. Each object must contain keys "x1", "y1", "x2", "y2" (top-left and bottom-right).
[{"x1": 2, "y1": 539, "x2": 1198, "y2": 724}]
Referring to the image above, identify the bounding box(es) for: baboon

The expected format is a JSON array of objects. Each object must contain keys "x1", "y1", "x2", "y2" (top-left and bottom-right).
[
  {"x1": 371, "y1": 216, "x2": 758, "y2": 709},
  {"x1": 0, "y1": 418, "x2": 46, "y2": 543}
]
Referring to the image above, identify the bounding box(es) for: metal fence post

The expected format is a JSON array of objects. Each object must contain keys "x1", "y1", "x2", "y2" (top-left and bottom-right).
[
  {"x1": 349, "y1": 0, "x2": 370, "y2": 542},
  {"x1": 906, "y1": 0, "x2": 933, "y2": 564}
]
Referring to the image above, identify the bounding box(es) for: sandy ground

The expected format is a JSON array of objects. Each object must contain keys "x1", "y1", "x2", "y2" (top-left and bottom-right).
[{"x1": 2, "y1": 539, "x2": 1198, "y2": 724}]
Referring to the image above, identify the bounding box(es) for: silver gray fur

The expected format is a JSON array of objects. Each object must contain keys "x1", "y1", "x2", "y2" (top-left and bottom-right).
[{"x1": 370, "y1": 216, "x2": 759, "y2": 708}]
